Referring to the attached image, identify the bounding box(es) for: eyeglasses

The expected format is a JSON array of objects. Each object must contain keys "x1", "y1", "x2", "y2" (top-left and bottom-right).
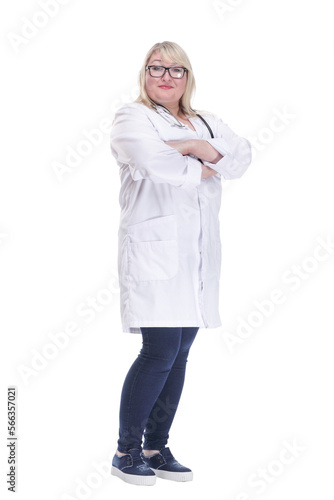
[{"x1": 146, "y1": 65, "x2": 187, "y2": 79}]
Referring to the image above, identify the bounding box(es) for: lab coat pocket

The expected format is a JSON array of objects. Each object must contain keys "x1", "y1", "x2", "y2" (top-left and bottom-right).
[
  {"x1": 127, "y1": 215, "x2": 178, "y2": 282},
  {"x1": 127, "y1": 214, "x2": 177, "y2": 242},
  {"x1": 129, "y1": 240, "x2": 178, "y2": 281}
]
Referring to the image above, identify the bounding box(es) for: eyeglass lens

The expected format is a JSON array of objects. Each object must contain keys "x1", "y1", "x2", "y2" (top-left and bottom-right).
[{"x1": 148, "y1": 66, "x2": 185, "y2": 78}]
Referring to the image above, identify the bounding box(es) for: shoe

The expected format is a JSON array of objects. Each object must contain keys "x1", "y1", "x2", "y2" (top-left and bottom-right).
[
  {"x1": 111, "y1": 448, "x2": 156, "y2": 485},
  {"x1": 141, "y1": 446, "x2": 193, "y2": 482}
]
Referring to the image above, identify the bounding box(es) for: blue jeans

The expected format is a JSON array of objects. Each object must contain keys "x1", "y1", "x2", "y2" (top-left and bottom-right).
[{"x1": 116, "y1": 326, "x2": 199, "y2": 453}]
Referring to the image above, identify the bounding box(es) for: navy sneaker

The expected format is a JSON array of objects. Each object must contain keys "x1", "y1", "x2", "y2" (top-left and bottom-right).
[
  {"x1": 111, "y1": 448, "x2": 156, "y2": 485},
  {"x1": 141, "y1": 447, "x2": 193, "y2": 482}
]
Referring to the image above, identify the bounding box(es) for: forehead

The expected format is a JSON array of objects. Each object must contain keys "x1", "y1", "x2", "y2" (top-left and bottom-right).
[{"x1": 148, "y1": 50, "x2": 177, "y2": 65}]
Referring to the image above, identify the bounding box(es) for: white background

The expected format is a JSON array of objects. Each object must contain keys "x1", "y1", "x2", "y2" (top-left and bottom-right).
[{"x1": 1, "y1": 0, "x2": 334, "y2": 499}]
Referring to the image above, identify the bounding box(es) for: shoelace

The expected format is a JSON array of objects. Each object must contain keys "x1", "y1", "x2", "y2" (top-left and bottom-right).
[
  {"x1": 131, "y1": 451, "x2": 150, "y2": 470},
  {"x1": 138, "y1": 463, "x2": 149, "y2": 471}
]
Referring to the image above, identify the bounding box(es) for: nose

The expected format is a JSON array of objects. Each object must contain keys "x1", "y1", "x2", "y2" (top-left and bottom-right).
[{"x1": 161, "y1": 69, "x2": 172, "y2": 82}]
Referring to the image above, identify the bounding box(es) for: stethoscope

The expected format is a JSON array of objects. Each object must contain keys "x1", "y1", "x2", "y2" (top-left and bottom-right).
[{"x1": 152, "y1": 103, "x2": 214, "y2": 138}]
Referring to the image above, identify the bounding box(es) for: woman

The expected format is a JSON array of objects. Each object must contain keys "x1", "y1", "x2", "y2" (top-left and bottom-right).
[{"x1": 110, "y1": 41, "x2": 251, "y2": 486}]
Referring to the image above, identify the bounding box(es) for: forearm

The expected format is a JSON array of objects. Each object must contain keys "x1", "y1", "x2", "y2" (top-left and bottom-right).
[
  {"x1": 165, "y1": 139, "x2": 223, "y2": 163},
  {"x1": 185, "y1": 139, "x2": 223, "y2": 163}
]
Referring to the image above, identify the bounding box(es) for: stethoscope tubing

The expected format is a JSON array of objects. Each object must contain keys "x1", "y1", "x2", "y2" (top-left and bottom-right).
[{"x1": 153, "y1": 103, "x2": 214, "y2": 138}]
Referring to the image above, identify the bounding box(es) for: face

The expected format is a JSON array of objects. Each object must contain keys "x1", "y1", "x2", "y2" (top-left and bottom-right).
[{"x1": 145, "y1": 50, "x2": 187, "y2": 108}]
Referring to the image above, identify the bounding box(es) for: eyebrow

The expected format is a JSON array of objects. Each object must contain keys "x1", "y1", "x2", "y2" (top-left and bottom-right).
[{"x1": 150, "y1": 59, "x2": 179, "y2": 66}]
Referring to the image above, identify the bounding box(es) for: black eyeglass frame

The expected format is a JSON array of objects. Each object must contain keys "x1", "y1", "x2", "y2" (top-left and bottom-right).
[{"x1": 146, "y1": 65, "x2": 188, "y2": 78}]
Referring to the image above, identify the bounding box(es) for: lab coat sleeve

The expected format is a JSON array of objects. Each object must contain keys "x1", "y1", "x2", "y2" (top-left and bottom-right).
[
  {"x1": 202, "y1": 114, "x2": 252, "y2": 180},
  {"x1": 110, "y1": 103, "x2": 202, "y2": 190}
]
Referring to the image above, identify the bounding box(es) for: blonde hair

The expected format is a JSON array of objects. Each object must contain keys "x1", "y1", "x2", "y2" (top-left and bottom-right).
[{"x1": 134, "y1": 41, "x2": 200, "y2": 118}]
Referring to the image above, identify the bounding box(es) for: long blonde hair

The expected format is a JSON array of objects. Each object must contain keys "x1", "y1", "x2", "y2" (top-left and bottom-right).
[{"x1": 134, "y1": 41, "x2": 199, "y2": 118}]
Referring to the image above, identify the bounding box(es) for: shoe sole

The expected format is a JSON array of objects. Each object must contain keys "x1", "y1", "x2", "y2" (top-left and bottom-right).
[
  {"x1": 154, "y1": 469, "x2": 193, "y2": 482},
  {"x1": 111, "y1": 466, "x2": 156, "y2": 486}
]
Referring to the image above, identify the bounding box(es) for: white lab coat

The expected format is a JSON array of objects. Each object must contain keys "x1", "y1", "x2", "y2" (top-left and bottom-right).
[{"x1": 110, "y1": 102, "x2": 251, "y2": 333}]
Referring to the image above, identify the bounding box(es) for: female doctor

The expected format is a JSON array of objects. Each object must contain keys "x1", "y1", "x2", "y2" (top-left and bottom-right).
[{"x1": 110, "y1": 41, "x2": 252, "y2": 486}]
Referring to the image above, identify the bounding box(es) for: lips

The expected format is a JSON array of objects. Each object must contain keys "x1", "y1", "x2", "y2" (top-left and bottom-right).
[{"x1": 158, "y1": 85, "x2": 174, "y2": 89}]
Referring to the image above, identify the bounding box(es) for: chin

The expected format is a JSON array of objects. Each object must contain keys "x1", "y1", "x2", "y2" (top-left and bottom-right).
[{"x1": 156, "y1": 92, "x2": 177, "y2": 101}]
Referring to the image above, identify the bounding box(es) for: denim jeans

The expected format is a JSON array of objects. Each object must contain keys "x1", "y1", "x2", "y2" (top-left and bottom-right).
[{"x1": 116, "y1": 326, "x2": 199, "y2": 453}]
